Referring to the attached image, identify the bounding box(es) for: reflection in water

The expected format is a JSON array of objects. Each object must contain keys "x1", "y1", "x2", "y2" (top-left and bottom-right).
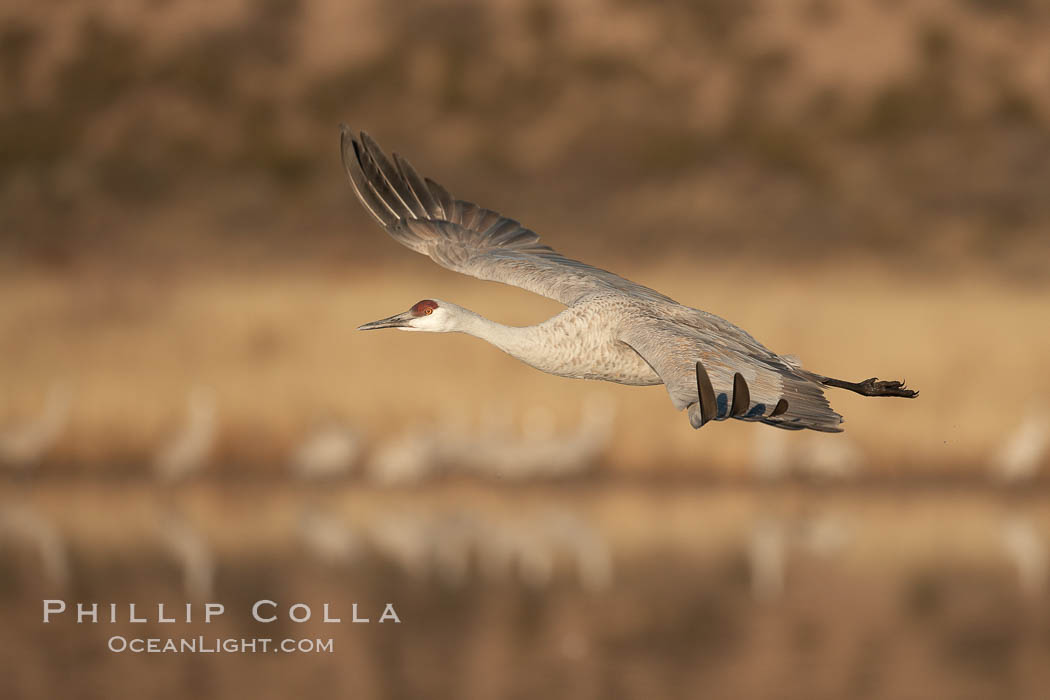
[
  {"x1": 297, "y1": 508, "x2": 363, "y2": 566},
  {"x1": 1001, "y1": 515, "x2": 1047, "y2": 597},
  {"x1": 0, "y1": 503, "x2": 69, "y2": 589},
  {"x1": 155, "y1": 508, "x2": 215, "y2": 600},
  {"x1": 299, "y1": 505, "x2": 614, "y2": 592}
]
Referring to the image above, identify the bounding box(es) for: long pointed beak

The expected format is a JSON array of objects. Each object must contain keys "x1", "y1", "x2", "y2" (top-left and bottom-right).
[{"x1": 357, "y1": 310, "x2": 414, "y2": 331}]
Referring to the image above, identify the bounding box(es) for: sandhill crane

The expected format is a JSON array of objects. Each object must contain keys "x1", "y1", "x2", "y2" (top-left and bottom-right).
[
  {"x1": 153, "y1": 386, "x2": 218, "y2": 482},
  {"x1": 289, "y1": 421, "x2": 361, "y2": 480},
  {"x1": 992, "y1": 412, "x2": 1049, "y2": 484},
  {"x1": 343, "y1": 128, "x2": 917, "y2": 432},
  {"x1": 365, "y1": 427, "x2": 443, "y2": 485}
]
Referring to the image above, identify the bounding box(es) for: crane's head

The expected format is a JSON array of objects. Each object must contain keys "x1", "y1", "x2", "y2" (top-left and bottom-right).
[{"x1": 357, "y1": 299, "x2": 457, "y2": 332}]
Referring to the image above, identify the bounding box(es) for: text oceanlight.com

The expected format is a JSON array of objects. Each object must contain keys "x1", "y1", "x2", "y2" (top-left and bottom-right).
[{"x1": 107, "y1": 636, "x2": 335, "y2": 654}]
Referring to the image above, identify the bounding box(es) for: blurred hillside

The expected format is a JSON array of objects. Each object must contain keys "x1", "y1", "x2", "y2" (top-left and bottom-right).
[{"x1": 1, "y1": 0, "x2": 1049, "y2": 275}]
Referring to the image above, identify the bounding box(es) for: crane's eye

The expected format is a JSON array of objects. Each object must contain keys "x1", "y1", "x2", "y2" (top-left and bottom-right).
[{"x1": 412, "y1": 299, "x2": 439, "y2": 316}]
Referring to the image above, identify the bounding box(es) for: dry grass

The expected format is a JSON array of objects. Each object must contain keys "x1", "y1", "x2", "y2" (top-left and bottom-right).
[{"x1": 1, "y1": 257, "x2": 1046, "y2": 475}]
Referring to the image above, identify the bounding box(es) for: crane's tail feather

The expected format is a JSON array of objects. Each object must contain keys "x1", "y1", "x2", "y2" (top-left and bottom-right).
[{"x1": 758, "y1": 370, "x2": 844, "y2": 432}]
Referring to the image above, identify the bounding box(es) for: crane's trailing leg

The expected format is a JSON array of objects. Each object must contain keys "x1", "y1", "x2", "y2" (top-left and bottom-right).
[{"x1": 821, "y1": 376, "x2": 918, "y2": 398}]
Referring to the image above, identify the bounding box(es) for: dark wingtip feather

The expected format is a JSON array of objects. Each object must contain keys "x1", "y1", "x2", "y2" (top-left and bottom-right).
[
  {"x1": 695, "y1": 361, "x2": 717, "y2": 427},
  {"x1": 394, "y1": 153, "x2": 440, "y2": 218},
  {"x1": 730, "y1": 373, "x2": 750, "y2": 417},
  {"x1": 339, "y1": 126, "x2": 400, "y2": 227}
]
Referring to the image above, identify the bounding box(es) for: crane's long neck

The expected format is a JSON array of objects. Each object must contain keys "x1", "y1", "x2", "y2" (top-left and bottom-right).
[{"x1": 453, "y1": 309, "x2": 550, "y2": 367}]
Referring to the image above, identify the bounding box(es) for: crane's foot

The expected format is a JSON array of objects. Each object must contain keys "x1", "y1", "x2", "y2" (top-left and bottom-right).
[{"x1": 823, "y1": 376, "x2": 918, "y2": 398}]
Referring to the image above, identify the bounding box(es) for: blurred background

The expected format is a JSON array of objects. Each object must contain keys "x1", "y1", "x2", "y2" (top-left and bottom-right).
[{"x1": 2, "y1": 0, "x2": 1049, "y2": 697}]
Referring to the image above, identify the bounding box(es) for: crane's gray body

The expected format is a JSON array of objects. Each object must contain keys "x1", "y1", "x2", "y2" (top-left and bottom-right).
[
  {"x1": 498, "y1": 298, "x2": 662, "y2": 386},
  {"x1": 342, "y1": 127, "x2": 916, "y2": 433}
]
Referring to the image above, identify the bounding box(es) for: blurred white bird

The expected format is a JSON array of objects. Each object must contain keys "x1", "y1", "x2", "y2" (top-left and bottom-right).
[
  {"x1": 365, "y1": 428, "x2": 443, "y2": 485},
  {"x1": 289, "y1": 422, "x2": 361, "y2": 480},
  {"x1": 153, "y1": 386, "x2": 218, "y2": 482},
  {"x1": 993, "y1": 413, "x2": 1049, "y2": 484},
  {"x1": 457, "y1": 398, "x2": 614, "y2": 480},
  {"x1": 0, "y1": 385, "x2": 71, "y2": 470}
]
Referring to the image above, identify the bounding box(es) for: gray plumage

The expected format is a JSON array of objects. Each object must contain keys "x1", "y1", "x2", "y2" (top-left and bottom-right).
[{"x1": 342, "y1": 126, "x2": 917, "y2": 433}]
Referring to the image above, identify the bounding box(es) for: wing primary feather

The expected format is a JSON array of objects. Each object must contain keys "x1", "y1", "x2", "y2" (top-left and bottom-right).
[
  {"x1": 458, "y1": 202, "x2": 483, "y2": 231},
  {"x1": 731, "y1": 373, "x2": 751, "y2": 417},
  {"x1": 342, "y1": 128, "x2": 678, "y2": 306},
  {"x1": 360, "y1": 132, "x2": 423, "y2": 219},
  {"x1": 695, "y1": 361, "x2": 717, "y2": 427},
  {"x1": 394, "y1": 153, "x2": 439, "y2": 219},
  {"x1": 485, "y1": 218, "x2": 525, "y2": 244},
  {"x1": 494, "y1": 229, "x2": 541, "y2": 247},
  {"x1": 355, "y1": 141, "x2": 408, "y2": 223},
  {"x1": 424, "y1": 177, "x2": 454, "y2": 220},
  {"x1": 340, "y1": 128, "x2": 397, "y2": 226},
  {"x1": 472, "y1": 209, "x2": 503, "y2": 233}
]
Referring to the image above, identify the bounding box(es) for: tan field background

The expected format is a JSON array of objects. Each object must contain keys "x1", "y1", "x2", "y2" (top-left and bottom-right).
[
  {"x1": 2, "y1": 261, "x2": 1048, "y2": 473},
  {"x1": 2, "y1": 0, "x2": 1050, "y2": 698}
]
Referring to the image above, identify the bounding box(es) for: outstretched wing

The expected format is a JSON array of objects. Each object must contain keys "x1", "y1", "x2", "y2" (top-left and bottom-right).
[
  {"x1": 619, "y1": 318, "x2": 844, "y2": 433},
  {"x1": 340, "y1": 126, "x2": 674, "y2": 307}
]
